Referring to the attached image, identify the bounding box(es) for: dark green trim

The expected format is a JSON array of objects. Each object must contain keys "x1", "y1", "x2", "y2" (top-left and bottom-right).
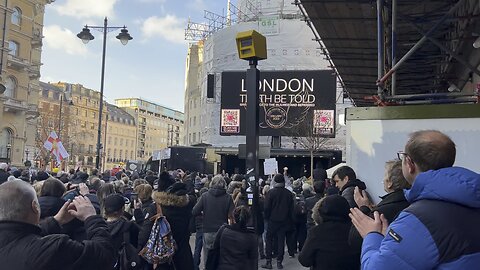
[{"x1": 346, "y1": 104, "x2": 480, "y2": 121}]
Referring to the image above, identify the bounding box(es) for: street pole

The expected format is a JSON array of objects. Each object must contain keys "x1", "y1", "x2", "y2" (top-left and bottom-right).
[
  {"x1": 95, "y1": 17, "x2": 108, "y2": 170},
  {"x1": 245, "y1": 58, "x2": 260, "y2": 269}
]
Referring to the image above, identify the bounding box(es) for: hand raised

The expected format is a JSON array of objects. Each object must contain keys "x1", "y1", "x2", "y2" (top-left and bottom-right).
[
  {"x1": 349, "y1": 208, "x2": 385, "y2": 238},
  {"x1": 54, "y1": 200, "x2": 75, "y2": 225},
  {"x1": 354, "y1": 186, "x2": 372, "y2": 208},
  {"x1": 67, "y1": 196, "x2": 96, "y2": 222}
]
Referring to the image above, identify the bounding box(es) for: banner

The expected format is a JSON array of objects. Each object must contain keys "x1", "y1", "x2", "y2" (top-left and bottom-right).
[
  {"x1": 43, "y1": 131, "x2": 69, "y2": 165},
  {"x1": 220, "y1": 70, "x2": 336, "y2": 137}
]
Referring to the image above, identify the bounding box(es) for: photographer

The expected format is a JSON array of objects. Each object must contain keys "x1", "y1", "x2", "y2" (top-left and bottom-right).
[{"x1": 0, "y1": 180, "x2": 114, "y2": 270}]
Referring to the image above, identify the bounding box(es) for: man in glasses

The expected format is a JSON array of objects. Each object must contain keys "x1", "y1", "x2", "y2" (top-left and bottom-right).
[{"x1": 350, "y1": 130, "x2": 480, "y2": 269}]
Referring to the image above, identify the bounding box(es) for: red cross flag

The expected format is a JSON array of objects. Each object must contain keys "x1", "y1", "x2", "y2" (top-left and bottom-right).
[{"x1": 43, "y1": 131, "x2": 69, "y2": 165}]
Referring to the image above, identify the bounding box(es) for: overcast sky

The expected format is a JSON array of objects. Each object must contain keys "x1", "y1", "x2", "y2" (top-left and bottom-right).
[{"x1": 41, "y1": 0, "x2": 226, "y2": 112}]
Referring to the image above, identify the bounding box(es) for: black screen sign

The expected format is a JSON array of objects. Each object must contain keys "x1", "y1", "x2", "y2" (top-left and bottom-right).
[{"x1": 220, "y1": 70, "x2": 336, "y2": 137}]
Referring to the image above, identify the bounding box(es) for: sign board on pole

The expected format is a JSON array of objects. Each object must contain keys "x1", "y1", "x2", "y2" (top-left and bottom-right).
[
  {"x1": 263, "y1": 158, "x2": 278, "y2": 175},
  {"x1": 153, "y1": 148, "x2": 171, "y2": 161},
  {"x1": 220, "y1": 70, "x2": 336, "y2": 137}
]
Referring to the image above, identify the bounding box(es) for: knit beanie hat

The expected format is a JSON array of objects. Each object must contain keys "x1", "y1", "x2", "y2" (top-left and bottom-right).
[
  {"x1": 273, "y1": 173, "x2": 285, "y2": 183},
  {"x1": 158, "y1": 171, "x2": 175, "y2": 192},
  {"x1": 319, "y1": 194, "x2": 350, "y2": 222}
]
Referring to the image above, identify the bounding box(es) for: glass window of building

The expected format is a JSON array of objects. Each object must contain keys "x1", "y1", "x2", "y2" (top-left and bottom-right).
[
  {"x1": 8, "y1": 41, "x2": 19, "y2": 56},
  {"x1": 4, "y1": 76, "x2": 17, "y2": 98},
  {"x1": 11, "y1": 7, "x2": 21, "y2": 25}
]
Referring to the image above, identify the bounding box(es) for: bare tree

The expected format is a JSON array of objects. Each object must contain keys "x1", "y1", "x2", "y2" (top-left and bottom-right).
[{"x1": 295, "y1": 110, "x2": 339, "y2": 178}]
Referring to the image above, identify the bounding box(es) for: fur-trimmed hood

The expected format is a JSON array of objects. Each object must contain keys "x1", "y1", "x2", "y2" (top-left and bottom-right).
[{"x1": 152, "y1": 191, "x2": 190, "y2": 207}]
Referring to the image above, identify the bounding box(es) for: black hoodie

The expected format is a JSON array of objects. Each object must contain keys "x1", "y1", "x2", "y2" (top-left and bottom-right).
[
  {"x1": 340, "y1": 178, "x2": 367, "y2": 208},
  {"x1": 106, "y1": 218, "x2": 139, "y2": 251}
]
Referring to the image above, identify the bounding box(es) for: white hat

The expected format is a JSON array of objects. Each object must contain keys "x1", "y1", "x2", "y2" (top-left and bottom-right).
[{"x1": 0, "y1": 163, "x2": 8, "y2": 171}]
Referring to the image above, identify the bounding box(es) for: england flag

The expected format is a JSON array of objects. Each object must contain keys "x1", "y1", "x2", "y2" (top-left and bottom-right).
[{"x1": 43, "y1": 131, "x2": 69, "y2": 165}]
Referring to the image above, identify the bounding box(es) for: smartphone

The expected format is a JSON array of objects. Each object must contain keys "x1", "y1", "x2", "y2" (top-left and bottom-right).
[{"x1": 130, "y1": 192, "x2": 138, "y2": 201}]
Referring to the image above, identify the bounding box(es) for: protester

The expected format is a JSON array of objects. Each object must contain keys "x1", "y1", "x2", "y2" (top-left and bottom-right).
[
  {"x1": 312, "y1": 162, "x2": 327, "y2": 182},
  {"x1": 0, "y1": 180, "x2": 114, "y2": 269},
  {"x1": 332, "y1": 166, "x2": 367, "y2": 208},
  {"x1": 0, "y1": 162, "x2": 9, "y2": 185},
  {"x1": 192, "y1": 174, "x2": 234, "y2": 268},
  {"x1": 306, "y1": 180, "x2": 325, "y2": 230},
  {"x1": 38, "y1": 177, "x2": 66, "y2": 220},
  {"x1": 216, "y1": 206, "x2": 257, "y2": 269},
  {"x1": 262, "y1": 173, "x2": 294, "y2": 269},
  {"x1": 350, "y1": 130, "x2": 480, "y2": 269},
  {"x1": 349, "y1": 160, "x2": 411, "y2": 250},
  {"x1": 139, "y1": 172, "x2": 195, "y2": 270},
  {"x1": 104, "y1": 193, "x2": 141, "y2": 268},
  {"x1": 299, "y1": 195, "x2": 360, "y2": 269}
]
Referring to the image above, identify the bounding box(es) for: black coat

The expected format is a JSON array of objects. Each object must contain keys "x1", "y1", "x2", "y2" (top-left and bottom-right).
[
  {"x1": 217, "y1": 224, "x2": 257, "y2": 270},
  {"x1": 138, "y1": 190, "x2": 196, "y2": 270},
  {"x1": 264, "y1": 183, "x2": 294, "y2": 223},
  {"x1": 0, "y1": 170, "x2": 9, "y2": 185},
  {"x1": 192, "y1": 187, "x2": 234, "y2": 233},
  {"x1": 0, "y1": 216, "x2": 114, "y2": 270},
  {"x1": 107, "y1": 218, "x2": 140, "y2": 250},
  {"x1": 349, "y1": 190, "x2": 410, "y2": 251},
  {"x1": 299, "y1": 221, "x2": 360, "y2": 270},
  {"x1": 39, "y1": 196, "x2": 65, "y2": 220}
]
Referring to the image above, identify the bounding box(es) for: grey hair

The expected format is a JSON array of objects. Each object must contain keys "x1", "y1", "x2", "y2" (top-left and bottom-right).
[
  {"x1": 210, "y1": 174, "x2": 226, "y2": 189},
  {"x1": 312, "y1": 197, "x2": 326, "y2": 225},
  {"x1": 0, "y1": 181, "x2": 38, "y2": 222}
]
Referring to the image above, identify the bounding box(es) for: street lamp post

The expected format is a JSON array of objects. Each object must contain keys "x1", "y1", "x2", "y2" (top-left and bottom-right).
[
  {"x1": 6, "y1": 143, "x2": 11, "y2": 163},
  {"x1": 77, "y1": 17, "x2": 132, "y2": 170}
]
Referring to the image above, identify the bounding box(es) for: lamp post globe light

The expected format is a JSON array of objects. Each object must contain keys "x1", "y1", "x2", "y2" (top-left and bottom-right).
[{"x1": 77, "y1": 17, "x2": 132, "y2": 170}]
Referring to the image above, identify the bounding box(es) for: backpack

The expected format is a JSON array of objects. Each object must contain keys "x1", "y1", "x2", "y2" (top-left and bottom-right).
[
  {"x1": 115, "y1": 226, "x2": 142, "y2": 270},
  {"x1": 294, "y1": 195, "x2": 306, "y2": 217},
  {"x1": 139, "y1": 204, "x2": 177, "y2": 267}
]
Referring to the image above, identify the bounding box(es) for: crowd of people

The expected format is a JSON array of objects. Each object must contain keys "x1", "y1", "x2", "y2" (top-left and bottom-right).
[{"x1": 0, "y1": 129, "x2": 479, "y2": 270}]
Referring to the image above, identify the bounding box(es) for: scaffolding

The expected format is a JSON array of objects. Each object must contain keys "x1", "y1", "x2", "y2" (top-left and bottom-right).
[{"x1": 184, "y1": 0, "x2": 260, "y2": 41}]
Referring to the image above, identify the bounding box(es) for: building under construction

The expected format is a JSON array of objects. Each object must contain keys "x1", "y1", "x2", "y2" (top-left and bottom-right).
[{"x1": 183, "y1": 0, "x2": 348, "y2": 176}]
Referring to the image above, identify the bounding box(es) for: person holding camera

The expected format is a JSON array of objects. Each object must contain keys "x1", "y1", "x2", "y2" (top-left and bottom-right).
[{"x1": 0, "y1": 180, "x2": 114, "y2": 270}]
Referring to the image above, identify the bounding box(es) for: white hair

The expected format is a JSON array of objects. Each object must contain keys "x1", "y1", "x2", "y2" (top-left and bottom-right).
[
  {"x1": 210, "y1": 174, "x2": 226, "y2": 189},
  {"x1": 0, "y1": 181, "x2": 38, "y2": 222}
]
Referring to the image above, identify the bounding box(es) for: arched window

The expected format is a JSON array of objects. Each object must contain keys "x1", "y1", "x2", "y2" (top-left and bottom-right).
[
  {"x1": 0, "y1": 128, "x2": 13, "y2": 159},
  {"x1": 11, "y1": 7, "x2": 21, "y2": 25},
  {"x1": 8, "y1": 40, "x2": 19, "y2": 56},
  {"x1": 4, "y1": 76, "x2": 17, "y2": 98}
]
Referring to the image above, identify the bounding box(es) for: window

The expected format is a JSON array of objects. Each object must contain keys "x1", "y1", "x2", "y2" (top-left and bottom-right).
[
  {"x1": 108, "y1": 136, "x2": 111, "y2": 144},
  {"x1": 114, "y1": 137, "x2": 118, "y2": 146},
  {"x1": 88, "y1": 145, "x2": 93, "y2": 154},
  {"x1": 4, "y1": 76, "x2": 17, "y2": 98},
  {"x1": 92, "y1": 112, "x2": 96, "y2": 119},
  {"x1": 119, "y1": 150, "x2": 123, "y2": 159},
  {"x1": 120, "y1": 138, "x2": 123, "y2": 146},
  {"x1": 8, "y1": 41, "x2": 19, "y2": 56},
  {"x1": 130, "y1": 151, "x2": 134, "y2": 159},
  {"x1": 11, "y1": 7, "x2": 21, "y2": 25}
]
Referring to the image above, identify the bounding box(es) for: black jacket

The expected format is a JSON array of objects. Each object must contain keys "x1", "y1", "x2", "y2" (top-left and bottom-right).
[
  {"x1": 340, "y1": 179, "x2": 367, "y2": 208},
  {"x1": 138, "y1": 188, "x2": 196, "y2": 270},
  {"x1": 299, "y1": 221, "x2": 360, "y2": 270},
  {"x1": 264, "y1": 183, "x2": 294, "y2": 223},
  {"x1": 313, "y1": 168, "x2": 327, "y2": 182},
  {"x1": 107, "y1": 218, "x2": 140, "y2": 250},
  {"x1": 349, "y1": 190, "x2": 410, "y2": 251},
  {"x1": 145, "y1": 175, "x2": 157, "y2": 187},
  {"x1": 39, "y1": 196, "x2": 65, "y2": 220},
  {"x1": 217, "y1": 224, "x2": 257, "y2": 270},
  {"x1": 0, "y1": 170, "x2": 9, "y2": 185},
  {"x1": 192, "y1": 187, "x2": 234, "y2": 233},
  {"x1": 0, "y1": 215, "x2": 114, "y2": 270}
]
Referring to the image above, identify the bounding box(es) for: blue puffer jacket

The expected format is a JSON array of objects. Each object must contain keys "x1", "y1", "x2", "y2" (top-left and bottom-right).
[{"x1": 361, "y1": 167, "x2": 480, "y2": 270}]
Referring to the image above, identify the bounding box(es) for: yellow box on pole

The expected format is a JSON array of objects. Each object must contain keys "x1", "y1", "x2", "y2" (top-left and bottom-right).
[{"x1": 236, "y1": 30, "x2": 267, "y2": 60}]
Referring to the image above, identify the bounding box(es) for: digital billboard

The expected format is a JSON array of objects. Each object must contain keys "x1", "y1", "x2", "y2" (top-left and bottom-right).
[{"x1": 220, "y1": 70, "x2": 336, "y2": 137}]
